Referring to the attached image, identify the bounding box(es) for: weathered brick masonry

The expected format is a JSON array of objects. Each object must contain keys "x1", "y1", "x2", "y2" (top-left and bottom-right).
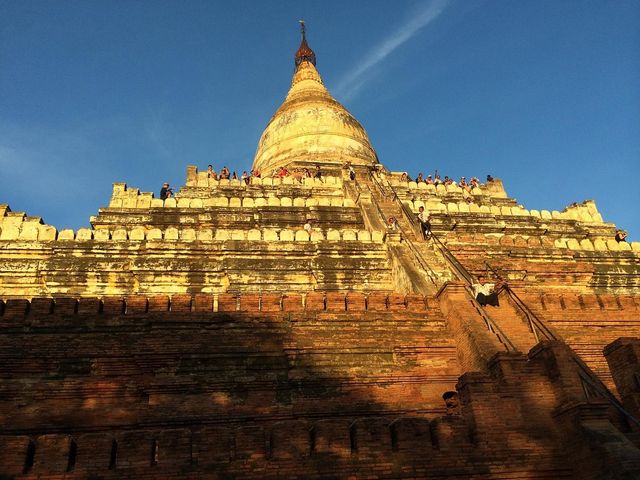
[{"x1": 1, "y1": 292, "x2": 639, "y2": 478}]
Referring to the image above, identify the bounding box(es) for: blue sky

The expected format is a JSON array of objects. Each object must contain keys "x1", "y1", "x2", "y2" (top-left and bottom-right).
[{"x1": 1, "y1": 0, "x2": 639, "y2": 238}]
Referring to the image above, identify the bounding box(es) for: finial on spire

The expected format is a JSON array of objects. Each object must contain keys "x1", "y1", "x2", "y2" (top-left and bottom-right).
[{"x1": 295, "y1": 20, "x2": 316, "y2": 68}]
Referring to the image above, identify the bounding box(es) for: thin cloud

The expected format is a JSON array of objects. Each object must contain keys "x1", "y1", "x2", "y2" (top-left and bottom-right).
[
  {"x1": 144, "y1": 105, "x2": 174, "y2": 158},
  {"x1": 334, "y1": 0, "x2": 449, "y2": 101},
  {"x1": 0, "y1": 124, "x2": 96, "y2": 200}
]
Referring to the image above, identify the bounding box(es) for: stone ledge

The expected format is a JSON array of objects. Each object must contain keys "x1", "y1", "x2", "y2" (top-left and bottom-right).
[
  {"x1": 189, "y1": 173, "x2": 343, "y2": 188},
  {"x1": 405, "y1": 199, "x2": 605, "y2": 224},
  {"x1": 109, "y1": 194, "x2": 356, "y2": 209},
  {"x1": 0, "y1": 226, "x2": 385, "y2": 243},
  {"x1": 0, "y1": 412, "x2": 463, "y2": 475},
  {"x1": 0, "y1": 292, "x2": 437, "y2": 318},
  {"x1": 439, "y1": 231, "x2": 637, "y2": 254}
]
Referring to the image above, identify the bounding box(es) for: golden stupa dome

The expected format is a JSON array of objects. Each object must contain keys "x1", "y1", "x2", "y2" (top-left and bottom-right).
[{"x1": 252, "y1": 23, "x2": 378, "y2": 174}]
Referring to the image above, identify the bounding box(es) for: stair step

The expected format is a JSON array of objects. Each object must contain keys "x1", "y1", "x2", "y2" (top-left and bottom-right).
[{"x1": 482, "y1": 300, "x2": 540, "y2": 353}]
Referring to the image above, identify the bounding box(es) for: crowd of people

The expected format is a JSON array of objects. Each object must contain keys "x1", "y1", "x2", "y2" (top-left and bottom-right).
[
  {"x1": 162, "y1": 164, "x2": 494, "y2": 199},
  {"x1": 205, "y1": 165, "x2": 254, "y2": 185},
  {"x1": 203, "y1": 164, "x2": 325, "y2": 184},
  {"x1": 158, "y1": 165, "x2": 633, "y2": 247},
  {"x1": 400, "y1": 172, "x2": 494, "y2": 192},
  {"x1": 158, "y1": 164, "x2": 326, "y2": 201}
]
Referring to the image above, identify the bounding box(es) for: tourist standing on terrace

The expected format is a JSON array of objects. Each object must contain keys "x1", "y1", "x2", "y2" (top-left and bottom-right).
[{"x1": 160, "y1": 183, "x2": 173, "y2": 200}]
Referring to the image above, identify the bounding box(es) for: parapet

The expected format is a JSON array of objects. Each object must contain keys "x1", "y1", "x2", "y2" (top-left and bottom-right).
[
  {"x1": 0, "y1": 292, "x2": 437, "y2": 317},
  {"x1": 107, "y1": 187, "x2": 357, "y2": 209},
  {"x1": 0, "y1": 413, "x2": 466, "y2": 476},
  {"x1": 0, "y1": 220, "x2": 384, "y2": 243},
  {"x1": 553, "y1": 237, "x2": 638, "y2": 252},
  {"x1": 388, "y1": 173, "x2": 508, "y2": 199},
  {"x1": 443, "y1": 231, "x2": 639, "y2": 254},
  {"x1": 185, "y1": 165, "x2": 344, "y2": 188},
  {"x1": 404, "y1": 198, "x2": 606, "y2": 224},
  {"x1": 0, "y1": 205, "x2": 57, "y2": 241}
]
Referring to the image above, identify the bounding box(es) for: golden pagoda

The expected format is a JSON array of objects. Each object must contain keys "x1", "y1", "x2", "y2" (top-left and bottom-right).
[{"x1": 253, "y1": 21, "x2": 378, "y2": 175}]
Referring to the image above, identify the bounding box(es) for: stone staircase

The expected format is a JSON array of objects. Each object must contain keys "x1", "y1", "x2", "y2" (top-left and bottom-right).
[
  {"x1": 481, "y1": 292, "x2": 539, "y2": 353},
  {"x1": 367, "y1": 179, "x2": 538, "y2": 351},
  {"x1": 363, "y1": 176, "x2": 455, "y2": 287},
  {"x1": 413, "y1": 240, "x2": 456, "y2": 285}
]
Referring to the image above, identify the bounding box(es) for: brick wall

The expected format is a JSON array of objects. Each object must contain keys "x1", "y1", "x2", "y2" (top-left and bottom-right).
[{"x1": 1, "y1": 293, "x2": 639, "y2": 478}]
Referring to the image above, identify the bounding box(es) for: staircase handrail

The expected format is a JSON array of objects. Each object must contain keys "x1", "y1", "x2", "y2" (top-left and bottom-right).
[
  {"x1": 577, "y1": 368, "x2": 640, "y2": 427},
  {"x1": 504, "y1": 287, "x2": 556, "y2": 342},
  {"x1": 401, "y1": 233, "x2": 440, "y2": 287},
  {"x1": 408, "y1": 218, "x2": 518, "y2": 352},
  {"x1": 368, "y1": 174, "x2": 439, "y2": 286},
  {"x1": 369, "y1": 171, "x2": 393, "y2": 199},
  {"x1": 484, "y1": 262, "x2": 640, "y2": 427},
  {"x1": 463, "y1": 284, "x2": 518, "y2": 352},
  {"x1": 379, "y1": 175, "x2": 477, "y2": 286},
  {"x1": 376, "y1": 174, "x2": 517, "y2": 352},
  {"x1": 430, "y1": 233, "x2": 476, "y2": 285},
  {"x1": 484, "y1": 262, "x2": 555, "y2": 341},
  {"x1": 346, "y1": 176, "x2": 362, "y2": 204},
  {"x1": 371, "y1": 173, "x2": 425, "y2": 238}
]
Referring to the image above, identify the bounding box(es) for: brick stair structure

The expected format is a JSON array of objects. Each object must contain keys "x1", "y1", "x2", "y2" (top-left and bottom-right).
[{"x1": 481, "y1": 292, "x2": 539, "y2": 353}]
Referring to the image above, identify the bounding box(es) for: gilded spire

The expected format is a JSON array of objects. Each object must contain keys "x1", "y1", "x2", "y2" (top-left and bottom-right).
[
  {"x1": 252, "y1": 21, "x2": 377, "y2": 174},
  {"x1": 295, "y1": 19, "x2": 316, "y2": 67}
]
